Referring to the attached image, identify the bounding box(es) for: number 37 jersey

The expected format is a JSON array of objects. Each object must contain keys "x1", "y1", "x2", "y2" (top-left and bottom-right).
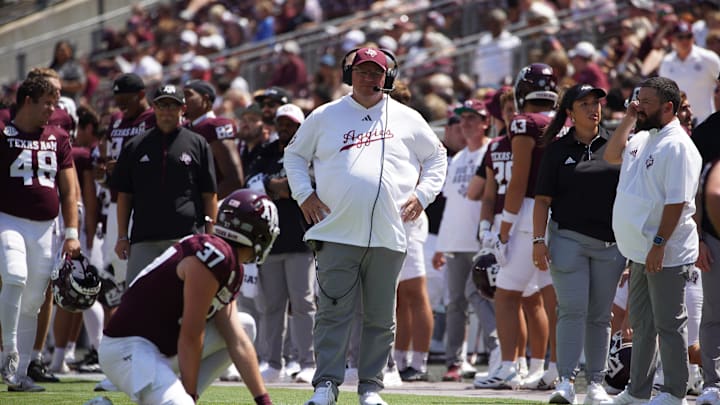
[
  {"x1": 104, "y1": 234, "x2": 242, "y2": 356},
  {"x1": 0, "y1": 124, "x2": 73, "y2": 220}
]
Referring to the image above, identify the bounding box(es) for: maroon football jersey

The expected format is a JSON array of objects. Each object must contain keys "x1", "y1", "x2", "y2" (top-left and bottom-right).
[
  {"x1": 107, "y1": 108, "x2": 156, "y2": 161},
  {"x1": 483, "y1": 135, "x2": 513, "y2": 214},
  {"x1": 104, "y1": 234, "x2": 242, "y2": 356},
  {"x1": 185, "y1": 115, "x2": 237, "y2": 185},
  {"x1": 0, "y1": 107, "x2": 73, "y2": 134},
  {"x1": 71, "y1": 146, "x2": 92, "y2": 181},
  {"x1": 0, "y1": 123, "x2": 73, "y2": 220},
  {"x1": 107, "y1": 108, "x2": 156, "y2": 202},
  {"x1": 507, "y1": 112, "x2": 552, "y2": 199}
]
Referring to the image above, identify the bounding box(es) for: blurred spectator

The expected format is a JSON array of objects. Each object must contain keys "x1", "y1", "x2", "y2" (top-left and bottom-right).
[
  {"x1": 706, "y1": 29, "x2": 720, "y2": 55},
  {"x1": 267, "y1": 41, "x2": 309, "y2": 98},
  {"x1": 253, "y1": 1, "x2": 276, "y2": 43},
  {"x1": 568, "y1": 41, "x2": 610, "y2": 91},
  {"x1": 319, "y1": 0, "x2": 374, "y2": 20},
  {"x1": 544, "y1": 50, "x2": 572, "y2": 88},
  {"x1": 342, "y1": 29, "x2": 366, "y2": 53},
  {"x1": 130, "y1": 43, "x2": 163, "y2": 85},
  {"x1": 276, "y1": 0, "x2": 314, "y2": 33},
  {"x1": 473, "y1": 9, "x2": 520, "y2": 87},
  {"x1": 312, "y1": 53, "x2": 348, "y2": 101},
  {"x1": 693, "y1": 4, "x2": 720, "y2": 47},
  {"x1": 183, "y1": 55, "x2": 212, "y2": 82},
  {"x1": 49, "y1": 40, "x2": 86, "y2": 102},
  {"x1": 254, "y1": 87, "x2": 291, "y2": 132},
  {"x1": 659, "y1": 21, "x2": 720, "y2": 124},
  {"x1": 197, "y1": 24, "x2": 226, "y2": 55},
  {"x1": 678, "y1": 91, "x2": 694, "y2": 134}
]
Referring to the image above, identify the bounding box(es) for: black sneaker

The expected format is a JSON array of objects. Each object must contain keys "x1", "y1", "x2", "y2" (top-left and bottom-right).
[
  {"x1": 27, "y1": 359, "x2": 59, "y2": 383},
  {"x1": 400, "y1": 367, "x2": 429, "y2": 382},
  {"x1": 72, "y1": 348, "x2": 102, "y2": 373}
]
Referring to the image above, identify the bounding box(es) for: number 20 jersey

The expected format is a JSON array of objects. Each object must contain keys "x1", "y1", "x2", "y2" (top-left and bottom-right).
[
  {"x1": 103, "y1": 234, "x2": 242, "y2": 356},
  {"x1": 0, "y1": 123, "x2": 73, "y2": 220}
]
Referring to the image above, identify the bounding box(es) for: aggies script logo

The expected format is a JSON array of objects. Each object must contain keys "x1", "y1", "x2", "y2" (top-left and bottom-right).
[{"x1": 340, "y1": 128, "x2": 394, "y2": 151}]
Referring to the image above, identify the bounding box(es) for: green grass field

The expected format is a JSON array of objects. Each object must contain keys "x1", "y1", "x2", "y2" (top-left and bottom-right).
[{"x1": 0, "y1": 380, "x2": 542, "y2": 404}]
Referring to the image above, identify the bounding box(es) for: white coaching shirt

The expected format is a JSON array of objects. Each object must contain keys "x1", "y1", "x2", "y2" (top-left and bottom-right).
[
  {"x1": 612, "y1": 119, "x2": 702, "y2": 266},
  {"x1": 659, "y1": 45, "x2": 720, "y2": 124},
  {"x1": 435, "y1": 145, "x2": 488, "y2": 253},
  {"x1": 284, "y1": 94, "x2": 447, "y2": 252}
]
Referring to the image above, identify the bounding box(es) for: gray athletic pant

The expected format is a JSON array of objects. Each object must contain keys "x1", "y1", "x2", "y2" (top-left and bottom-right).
[
  {"x1": 258, "y1": 252, "x2": 316, "y2": 370},
  {"x1": 627, "y1": 261, "x2": 690, "y2": 399},
  {"x1": 701, "y1": 233, "x2": 720, "y2": 389},
  {"x1": 127, "y1": 239, "x2": 179, "y2": 284},
  {"x1": 547, "y1": 221, "x2": 626, "y2": 382},
  {"x1": 445, "y1": 252, "x2": 497, "y2": 367},
  {"x1": 312, "y1": 242, "x2": 405, "y2": 396}
]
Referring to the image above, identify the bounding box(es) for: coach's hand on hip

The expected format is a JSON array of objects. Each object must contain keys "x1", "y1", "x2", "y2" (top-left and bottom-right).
[
  {"x1": 401, "y1": 194, "x2": 423, "y2": 222},
  {"x1": 300, "y1": 192, "x2": 331, "y2": 224}
]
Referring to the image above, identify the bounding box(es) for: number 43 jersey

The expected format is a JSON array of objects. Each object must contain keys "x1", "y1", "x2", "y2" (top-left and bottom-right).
[
  {"x1": 0, "y1": 123, "x2": 73, "y2": 220},
  {"x1": 104, "y1": 234, "x2": 242, "y2": 356}
]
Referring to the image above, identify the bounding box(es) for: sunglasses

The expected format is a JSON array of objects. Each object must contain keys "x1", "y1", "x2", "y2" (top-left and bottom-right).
[{"x1": 675, "y1": 33, "x2": 693, "y2": 40}]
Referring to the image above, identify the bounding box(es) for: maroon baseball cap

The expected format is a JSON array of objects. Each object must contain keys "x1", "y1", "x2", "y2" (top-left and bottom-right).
[
  {"x1": 454, "y1": 99, "x2": 488, "y2": 117},
  {"x1": 351, "y1": 48, "x2": 388, "y2": 71}
]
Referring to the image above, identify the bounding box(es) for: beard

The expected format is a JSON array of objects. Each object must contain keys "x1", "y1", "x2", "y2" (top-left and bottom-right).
[{"x1": 635, "y1": 109, "x2": 663, "y2": 131}]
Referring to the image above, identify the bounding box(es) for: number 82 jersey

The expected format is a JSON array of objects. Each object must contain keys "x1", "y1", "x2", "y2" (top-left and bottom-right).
[{"x1": 0, "y1": 124, "x2": 73, "y2": 221}]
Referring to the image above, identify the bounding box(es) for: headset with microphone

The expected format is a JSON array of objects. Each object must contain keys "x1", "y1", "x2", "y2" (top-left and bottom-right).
[{"x1": 341, "y1": 47, "x2": 399, "y2": 93}]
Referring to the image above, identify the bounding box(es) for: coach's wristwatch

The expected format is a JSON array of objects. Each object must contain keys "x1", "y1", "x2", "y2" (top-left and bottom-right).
[{"x1": 652, "y1": 235, "x2": 666, "y2": 247}]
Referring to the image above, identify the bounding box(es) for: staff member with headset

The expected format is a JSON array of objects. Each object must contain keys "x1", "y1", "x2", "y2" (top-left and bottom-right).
[
  {"x1": 284, "y1": 47, "x2": 447, "y2": 405},
  {"x1": 532, "y1": 84, "x2": 626, "y2": 404}
]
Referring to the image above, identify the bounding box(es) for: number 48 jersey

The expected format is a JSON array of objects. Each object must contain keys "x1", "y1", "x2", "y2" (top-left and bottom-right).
[
  {"x1": 104, "y1": 233, "x2": 242, "y2": 356},
  {"x1": 0, "y1": 124, "x2": 73, "y2": 221}
]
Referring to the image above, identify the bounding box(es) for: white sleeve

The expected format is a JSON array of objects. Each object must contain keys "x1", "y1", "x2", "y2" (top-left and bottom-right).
[
  {"x1": 663, "y1": 139, "x2": 702, "y2": 205},
  {"x1": 283, "y1": 112, "x2": 319, "y2": 206},
  {"x1": 413, "y1": 121, "x2": 447, "y2": 208}
]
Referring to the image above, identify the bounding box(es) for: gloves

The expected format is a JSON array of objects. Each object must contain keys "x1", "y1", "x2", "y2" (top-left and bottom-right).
[
  {"x1": 481, "y1": 231, "x2": 495, "y2": 250},
  {"x1": 490, "y1": 233, "x2": 509, "y2": 266}
]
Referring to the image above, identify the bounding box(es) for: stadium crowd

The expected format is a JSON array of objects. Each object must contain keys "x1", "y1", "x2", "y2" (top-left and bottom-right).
[{"x1": 1, "y1": 0, "x2": 720, "y2": 404}]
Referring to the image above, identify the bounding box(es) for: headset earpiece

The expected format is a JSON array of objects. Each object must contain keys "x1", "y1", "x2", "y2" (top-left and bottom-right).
[
  {"x1": 341, "y1": 47, "x2": 400, "y2": 91},
  {"x1": 341, "y1": 48, "x2": 360, "y2": 86}
]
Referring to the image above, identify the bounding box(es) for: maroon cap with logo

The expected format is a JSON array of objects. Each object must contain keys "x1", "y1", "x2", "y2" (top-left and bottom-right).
[{"x1": 351, "y1": 48, "x2": 388, "y2": 71}]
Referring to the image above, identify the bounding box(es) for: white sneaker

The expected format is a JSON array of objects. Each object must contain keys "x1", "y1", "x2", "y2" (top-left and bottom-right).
[
  {"x1": 285, "y1": 360, "x2": 301, "y2": 378},
  {"x1": 219, "y1": 364, "x2": 242, "y2": 382},
  {"x1": 697, "y1": 387, "x2": 720, "y2": 405},
  {"x1": 1, "y1": 351, "x2": 19, "y2": 387},
  {"x1": 305, "y1": 381, "x2": 337, "y2": 405},
  {"x1": 517, "y1": 357, "x2": 529, "y2": 379},
  {"x1": 585, "y1": 381, "x2": 612, "y2": 404},
  {"x1": 94, "y1": 378, "x2": 118, "y2": 392},
  {"x1": 523, "y1": 367, "x2": 558, "y2": 390},
  {"x1": 7, "y1": 375, "x2": 45, "y2": 392},
  {"x1": 382, "y1": 365, "x2": 403, "y2": 387},
  {"x1": 295, "y1": 367, "x2": 315, "y2": 383},
  {"x1": 687, "y1": 365, "x2": 703, "y2": 396},
  {"x1": 473, "y1": 363, "x2": 521, "y2": 389},
  {"x1": 261, "y1": 366, "x2": 284, "y2": 383},
  {"x1": 359, "y1": 391, "x2": 387, "y2": 405},
  {"x1": 648, "y1": 392, "x2": 687, "y2": 405},
  {"x1": 605, "y1": 384, "x2": 622, "y2": 395},
  {"x1": 345, "y1": 367, "x2": 359, "y2": 385},
  {"x1": 258, "y1": 361, "x2": 269, "y2": 372},
  {"x1": 520, "y1": 368, "x2": 545, "y2": 389},
  {"x1": 549, "y1": 378, "x2": 575, "y2": 404},
  {"x1": 460, "y1": 360, "x2": 477, "y2": 378},
  {"x1": 50, "y1": 361, "x2": 71, "y2": 375},
  {"x1": 600, "y1": 388, "x2": 649, "y2": 404},
  {"x1": 653, "y1": 367, "x2": 665, "y2": 392}
]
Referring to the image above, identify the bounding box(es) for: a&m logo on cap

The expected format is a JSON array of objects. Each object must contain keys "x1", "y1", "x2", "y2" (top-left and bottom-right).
[{"x1": 365, "y1": 49, "x2": 378, "y2": 57}]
